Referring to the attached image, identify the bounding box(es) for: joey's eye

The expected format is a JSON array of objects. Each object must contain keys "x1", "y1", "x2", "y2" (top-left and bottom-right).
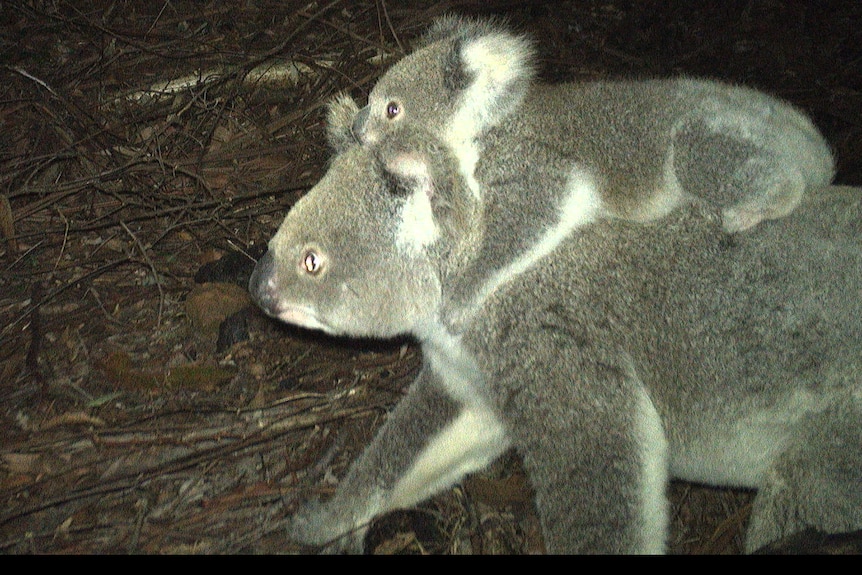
[
  {"x1": 302, "y1": 250, "x2": 323, "y2": 275},
  {"x1": 385, "y1": 101, "x2": 401, "y2": 119}
]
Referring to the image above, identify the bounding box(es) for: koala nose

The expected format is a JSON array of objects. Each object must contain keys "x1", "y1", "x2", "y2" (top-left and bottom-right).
[
  {"x1": 248, "y1": 250, "x2": 281, "y2": 316},
  {"x1": 352, "y1": 105, "x2": 370, "y2": 142}
]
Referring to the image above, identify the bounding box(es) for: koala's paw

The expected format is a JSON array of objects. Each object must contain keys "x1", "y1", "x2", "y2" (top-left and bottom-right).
[
  {"x1": 722, "y1": 205, "x2": 764, "y2": 233},
  {"x1": 288, "y1": 499, "x2": 366, "y2": 554}
]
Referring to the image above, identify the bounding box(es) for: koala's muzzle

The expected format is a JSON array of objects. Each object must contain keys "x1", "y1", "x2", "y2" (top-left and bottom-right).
[{"x1": 248, "y1": 250, "x2": 281, "y2": 316}]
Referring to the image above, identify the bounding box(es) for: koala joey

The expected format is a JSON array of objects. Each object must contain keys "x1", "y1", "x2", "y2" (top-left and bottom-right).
[
  {"x1": 348, "y1": 15, "x2": 835, "y2": 234},
  {"x1": 249, "y1": 119, "x2": 862, "y2": 553}
]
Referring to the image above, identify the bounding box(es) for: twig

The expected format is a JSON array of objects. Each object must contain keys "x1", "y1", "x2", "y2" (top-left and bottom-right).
[
  {"x1": 119, "y1": 220, "x2": 164, "y2": 326},
  {"x1": 5, "y1": 238, "x2": 46, "y2": 270},
  {"x1": 378, "y1": 0, "x2": 404, "y2": 52},
  {"x1": 145, "y1": 0, "x2": 171, "y2": 38},
  {"x1": 52, "y1": 210, "x2": 70, "y2": 275},
  {"x1": 5, "y1": 66, "x2": 58, "y2": 97},
  {"x1": 24, "y1": 282, "x2": 44, "y2": 391}
]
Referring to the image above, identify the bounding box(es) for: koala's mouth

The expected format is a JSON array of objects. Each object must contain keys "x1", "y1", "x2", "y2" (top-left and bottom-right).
[{"x1": 276, "y1": 305, "x2": 336, "y2": 335}]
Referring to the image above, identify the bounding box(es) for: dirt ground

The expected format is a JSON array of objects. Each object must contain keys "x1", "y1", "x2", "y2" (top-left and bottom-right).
[{"x1": 1, "y1": 0, "x2": 860, "y2": 554}]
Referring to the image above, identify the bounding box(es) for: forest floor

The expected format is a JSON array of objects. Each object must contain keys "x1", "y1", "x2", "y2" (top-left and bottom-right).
[{"x1": 1, "y1": 0, "x2": 860, "y2": 554}]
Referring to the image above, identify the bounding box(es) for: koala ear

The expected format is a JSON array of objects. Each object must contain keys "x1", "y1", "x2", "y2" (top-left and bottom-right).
[
  {"x1": 384, "y1": 150, "x2": 436, "y2": 200},
  {"x1": 325, "y1": 92, "x2": 361, "y2": 153},
  {"x1": 451, "y1": 20, "x2": 536, "y2": 132},
  {"x1": 423, "y1": 14, "x2": 470, "y2": 44},
  {"x1": 461, "y1": 29, "x2": 535, "y2": 88},
  {"x1": 377, "y1": 130, "x2": 472, "y2": 247}
]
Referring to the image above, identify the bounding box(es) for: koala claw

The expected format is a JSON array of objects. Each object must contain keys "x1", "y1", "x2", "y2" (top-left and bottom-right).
[{"x1": 288, "y1": 499, "x2": 366, "y2": 554}]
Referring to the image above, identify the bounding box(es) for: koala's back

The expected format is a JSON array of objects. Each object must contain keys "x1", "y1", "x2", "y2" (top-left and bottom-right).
[
  {"x1": 467, "y1": 185, "x2": 862, "y2": 484},
  {"x1": 494, "y1": 78, "x2": 834, "y2": 226},
  {"x1": 493, "y1": 80, "x2": 680, "y2": 218}
]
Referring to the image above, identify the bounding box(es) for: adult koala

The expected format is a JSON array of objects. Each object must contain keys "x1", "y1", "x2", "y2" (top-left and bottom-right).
[{"x1": 249, "y1": 100, "x2": 862, "y2": 553}]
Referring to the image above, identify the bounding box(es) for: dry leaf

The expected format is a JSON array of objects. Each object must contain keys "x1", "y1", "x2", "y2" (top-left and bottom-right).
[
  {"x1": 0, "y1": 194, "x2": 17, "y2": 254},
  {"x1": 41, "y1": 411, "x2": 106, "y2": 429},
  {"x1": 2, "y1": 452, "x2": 42, "y2": 474}
]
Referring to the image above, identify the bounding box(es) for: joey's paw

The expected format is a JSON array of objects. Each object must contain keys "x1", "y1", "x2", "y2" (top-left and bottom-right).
[
  {"x1": 288, "y1": 499, "x2": 366, "y2": 554},
  {"x1": 721, "y1": 206, "x2": 763, "y2": 233}
]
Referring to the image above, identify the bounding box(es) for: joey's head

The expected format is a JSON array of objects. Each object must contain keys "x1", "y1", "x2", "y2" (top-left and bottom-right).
[
  {"x1": 249, "y1": 126, "x2": 476, "y2": 339},
  {"x1": 351, "y1": 15, "x2": 536, "y2": 146}
]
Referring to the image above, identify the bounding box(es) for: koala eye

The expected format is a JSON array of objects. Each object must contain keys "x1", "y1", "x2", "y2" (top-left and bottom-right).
[
  {"x1": 301, "y1": 250, "x2": 324, "y2": 275},
  {"x1": 385, "y1": 101, "x2": 401, "y2": 119}
]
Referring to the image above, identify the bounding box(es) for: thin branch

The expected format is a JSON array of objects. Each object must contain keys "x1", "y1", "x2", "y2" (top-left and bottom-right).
[
  {"x1": 119, "y1": 220, "x2": 164, "y2": 326},
  {"x1": 6, "y1": 66, "x2": 59, "y2": 97}
]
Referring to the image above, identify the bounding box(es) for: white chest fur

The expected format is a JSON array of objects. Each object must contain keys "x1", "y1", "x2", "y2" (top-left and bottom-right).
[{"x1": 388, "y1": 323, "x2": 510, "y2": 510}]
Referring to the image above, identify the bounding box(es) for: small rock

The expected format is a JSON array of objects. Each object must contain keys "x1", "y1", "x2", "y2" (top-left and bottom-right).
[{"x1": 185, "y1": 282, "x2": 253, "y2": 349}]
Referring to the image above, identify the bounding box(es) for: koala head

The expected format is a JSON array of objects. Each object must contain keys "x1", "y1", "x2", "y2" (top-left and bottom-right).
[
  {"x1": 249, "y1": 126, "x2": 476, "y2": 339},
  {"x1": 351, "y1": 15, "x2": 536, "y2": 146}
]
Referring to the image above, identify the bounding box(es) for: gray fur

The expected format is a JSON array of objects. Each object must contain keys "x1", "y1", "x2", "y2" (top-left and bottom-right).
[
  {"x1": 344, "y1": 16, "x2": 835, "y2": 233},
  {"x1": 248, "y1": 124, "x2": 862, "y2": 553},
  {"x1": 325, "y1": 92, "x2": 362, "y2": 154}
]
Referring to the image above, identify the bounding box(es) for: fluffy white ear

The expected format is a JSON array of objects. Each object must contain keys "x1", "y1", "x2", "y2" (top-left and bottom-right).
[
  {"x1": 457, "y1": 28, "x2": 536, "y2": 131},
  {"x1": 325, "y1": 92, "x2": 361, "y2": 153}
]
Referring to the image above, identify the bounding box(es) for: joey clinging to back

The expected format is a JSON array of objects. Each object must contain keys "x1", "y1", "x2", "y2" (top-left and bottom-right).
[{"x1": 349, "y1": 15, "x2": 835, "y2": 232}]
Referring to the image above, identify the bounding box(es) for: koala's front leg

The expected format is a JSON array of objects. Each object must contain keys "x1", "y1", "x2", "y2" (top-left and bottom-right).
[
  {"x1": 485, "y1": 330, "x2": 670, "y2": 553},
  {"x1": 289, "y1": 363, "x2": 509, "y2": 553}
]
